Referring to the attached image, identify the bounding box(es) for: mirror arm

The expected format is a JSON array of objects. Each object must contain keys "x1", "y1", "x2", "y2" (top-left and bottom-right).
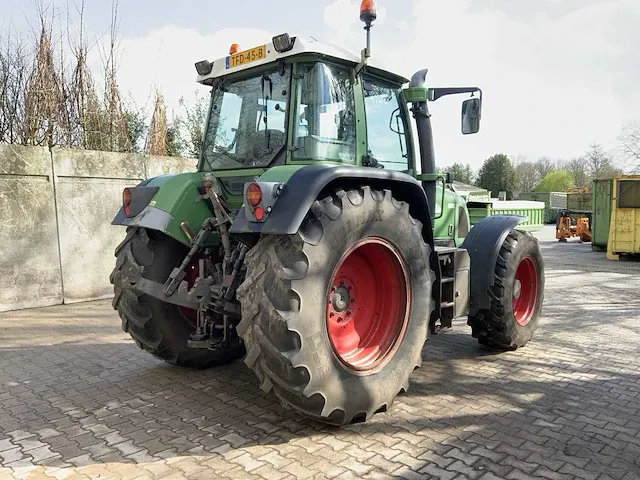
[{"x1": 430, "y1": 87, "x2": 482, "y2": 102}]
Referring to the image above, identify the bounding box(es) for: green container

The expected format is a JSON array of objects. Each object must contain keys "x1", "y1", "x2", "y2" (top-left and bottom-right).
[
  {"x1": 518, "y1": 192, "x2": 567, "y2": 223},
  {"x1": 468, "y1": 203, "x2": 492, "y2": 226},
  {"x1": 546, "y1": 207, "x2": 561, "y2": 224},
  {"x1": 468, "y1": 200, "x2": 545, "y2": 232},
  {"x1": 591, "y1": 179, "x2": 613, "y2": 251},
  {"x1": 567, "y1": 192, "x2": 593, "y2": 211}
]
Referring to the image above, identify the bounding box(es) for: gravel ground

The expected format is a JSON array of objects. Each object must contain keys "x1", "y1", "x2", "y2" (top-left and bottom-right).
[{"x1": 1, "y1": 225, "x2": 639, "y2": 480}]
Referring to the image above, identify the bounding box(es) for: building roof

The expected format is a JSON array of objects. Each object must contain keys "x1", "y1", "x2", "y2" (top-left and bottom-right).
[{"x1": 195, "y1": 35, "x2": 410, "y2": 85}]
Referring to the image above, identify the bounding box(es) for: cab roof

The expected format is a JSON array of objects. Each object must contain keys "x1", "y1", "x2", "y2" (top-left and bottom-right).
[{"x1": 195, "y1": 35, "x2": 410, "y2": 86}]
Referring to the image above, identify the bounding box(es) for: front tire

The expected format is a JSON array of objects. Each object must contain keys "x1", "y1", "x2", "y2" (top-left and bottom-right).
[
  {"x1": 468, "y1": 230, "x2": 544, "y2": 349},
  {"x1": 236, "y1": 187, "x2": 435, "y2": 426},
  {"x1": 110, "y1": 227, "x2": 245, "y2": 369}
]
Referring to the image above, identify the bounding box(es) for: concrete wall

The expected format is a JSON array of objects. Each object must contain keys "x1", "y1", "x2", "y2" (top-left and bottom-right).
[{"x1": 0, "y1": 144, "x2": 196, "y2": 312}]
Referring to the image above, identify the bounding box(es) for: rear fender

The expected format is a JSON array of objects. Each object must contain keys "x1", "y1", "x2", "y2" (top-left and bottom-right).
[
  {"x1": 229, "y1": 163, "x2": 435, "y2": 245},
  {"x1": 461, "y1": 214, "x2": 525, "y2": 316},
  {"x1": 111, "y1": 172, "x2": 214, "y2": 246}
]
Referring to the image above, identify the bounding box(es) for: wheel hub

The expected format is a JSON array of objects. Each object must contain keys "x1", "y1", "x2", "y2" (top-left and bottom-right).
[
  {"x1": 331, "y1": 285, "x2": 351, "y2": 313},
  {"x1": 513, "y1": 279, "x2": 522, "y2": 300}
]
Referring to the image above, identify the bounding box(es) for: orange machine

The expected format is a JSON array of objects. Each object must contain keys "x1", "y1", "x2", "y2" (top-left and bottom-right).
[{"x1": 556, "y1": 210, "x2": 592, "y2": 243}]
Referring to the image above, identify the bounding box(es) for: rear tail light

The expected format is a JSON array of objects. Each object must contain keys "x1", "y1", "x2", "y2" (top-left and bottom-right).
[
  {"x1": 243, "y1": 181, "x2": 283, "y2": 223},
  {"x1": 246, "y1": 183, "x2": 262, "y2": 206},
  {"x1": 254, "y1": 206, "x2": 265, "y2": 221},
  {"x1": 123, "y1": 188, "x2": 132, "y2": 215}
]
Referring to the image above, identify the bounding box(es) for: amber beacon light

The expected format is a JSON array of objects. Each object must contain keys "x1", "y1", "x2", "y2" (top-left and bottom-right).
[{"x1": 360, "y1": 0, "x2": 377, "y2": 24}]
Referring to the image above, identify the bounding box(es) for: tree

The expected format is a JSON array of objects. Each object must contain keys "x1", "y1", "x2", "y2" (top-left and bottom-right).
[
  {"x1": 535, "y1": 156, "x2": 556, "y2": 179},
  {"x1": 123, "y1": 108, "x2": 146, "y2": 153},
  {"x1": 442, "y1": 162, "x2": 475, "y2": 184},
  {"x1": 566, "y1": 157, "x2": 589, "y2": 189},
  {"x1": 165, "y1": 124, "x2": 185, "y2": 157},
  {"x1": 145, "y1": 91, "x2": 168, "y2": 156},
  {"x1": 535, "y1": 170, "x2": 574, "y2": 192},
  {"x1": 0, "y1": 26, "x2": 30, "y2": 144},
  {"x1": 585, "y1": 143, "x2": 624, "y2": 179},
  {"x1": 177, "y1": 91, "x2": 208, "y2": 159},
  {"x1": 515, "y1": 161, "x2": 539, "y2": 192},
  {"x1": 477, "y1": 153, "x2": 518, "y2": 199},
  {"x1": 618, "y1": 122, "x2": 640, "y2": 173}
]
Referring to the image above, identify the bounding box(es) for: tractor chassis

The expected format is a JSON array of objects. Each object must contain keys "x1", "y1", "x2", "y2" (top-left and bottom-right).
[{"x1": 125, "y1": 223, "x2": 475, "y2": 353}]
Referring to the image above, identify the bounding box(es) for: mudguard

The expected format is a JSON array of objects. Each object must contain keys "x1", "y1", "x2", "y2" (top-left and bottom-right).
[
  {"x1": 111, "y1": 172, "x2": 214, "y2": 246},
  {"x1": 229, "y1": 163, "x2": 435, "y2": 245},
  {"x1": 461, "y1": 214, "x2": 525, "y2": 316}
]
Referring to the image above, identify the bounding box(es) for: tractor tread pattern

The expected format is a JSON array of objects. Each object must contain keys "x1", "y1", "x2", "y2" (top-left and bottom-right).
[
  {"x1": 467, "y1": 230, "x2": 543, "y2": 350},
  {"x1": 110, "y1": 227, "x2": 244, "y2": 369},
  {"x1": 236, "y1": 186, "x2": 434, "y2": 426}
]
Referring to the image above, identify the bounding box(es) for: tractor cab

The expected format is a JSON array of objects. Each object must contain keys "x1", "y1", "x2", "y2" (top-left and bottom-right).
[{"x1": 194, "y1": 34, "x2": 411, "y2": 174}]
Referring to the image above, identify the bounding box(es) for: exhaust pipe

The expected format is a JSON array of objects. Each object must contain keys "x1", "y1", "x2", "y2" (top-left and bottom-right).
[{"x1": 410, "y1": 69, "x2": 437, "y2": 218}]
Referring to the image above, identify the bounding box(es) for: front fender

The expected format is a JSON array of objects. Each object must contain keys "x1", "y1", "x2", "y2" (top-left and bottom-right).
[
  {"x1": 111, "y1": 172, "x2": 212, "y2": 246},
  {"x1": 461, "y1": 214, "x2": 525, "y2": 316}
]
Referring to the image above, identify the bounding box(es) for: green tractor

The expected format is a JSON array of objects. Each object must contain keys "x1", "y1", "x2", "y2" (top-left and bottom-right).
[{"x1": 110, "y1": 0, "x2": 544, "y2": 426}]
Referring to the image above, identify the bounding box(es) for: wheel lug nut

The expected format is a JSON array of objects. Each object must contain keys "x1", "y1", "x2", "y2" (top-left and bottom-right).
[
  {"x1": 347, "y1": 310, "x2": 352, "y2": 316},
  {"x1": 348, "y1": 285, "x2": 352, "y2": 290},
  {"x1": 338, "y1": 316, "x2": 343, "y2": 323},
  {"x1": 351, "y1": 298, "x2": 356, "y2": 302},
  {"x1": 340, "y1": 280, "x2": 345, "y2": 286}
]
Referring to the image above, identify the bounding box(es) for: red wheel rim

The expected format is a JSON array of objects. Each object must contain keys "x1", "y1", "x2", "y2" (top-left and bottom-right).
[
  {"x1": 178, "y1": 253, "x2": 205, "y2": 326},
  {"x1": 512, "y1": 256, "x2": 538, "y2": 326},
  {"x1": 326, "y1": 238, "x2": 410, "y2": 374}
]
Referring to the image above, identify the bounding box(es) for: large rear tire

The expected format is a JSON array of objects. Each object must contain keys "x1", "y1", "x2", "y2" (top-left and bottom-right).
[
  {"x1": 110, "y1": 227, "x2": 245, "y2": 369},
  {"x1": 468, "y1": 230, "x2": 544, "y2": 349},
  {"x1": 236, "y1": 187, "x2": 435, "y2": 426}
]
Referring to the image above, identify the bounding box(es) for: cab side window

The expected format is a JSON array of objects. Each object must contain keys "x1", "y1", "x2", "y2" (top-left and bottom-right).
[{"x1": 363, "y1": 79, "x2": 410, "y2": 172}]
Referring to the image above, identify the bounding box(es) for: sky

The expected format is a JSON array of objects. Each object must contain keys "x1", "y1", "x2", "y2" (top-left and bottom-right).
[{"x1": 3, "y1": 0, "x2": 640, "y2": 169}]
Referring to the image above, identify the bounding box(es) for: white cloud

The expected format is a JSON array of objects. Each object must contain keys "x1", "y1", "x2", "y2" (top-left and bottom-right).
[
  {"x1": 88, "y1": 26, "x2": 273, "y2": 118},
  {"x1": 324, "y1": 0, "x2": 640, "y2": 169}
]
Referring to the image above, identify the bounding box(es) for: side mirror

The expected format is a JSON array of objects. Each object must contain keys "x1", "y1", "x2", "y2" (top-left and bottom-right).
[
  {"x1": 461, "y1": 97, "x2": 481, "y2": 135},
  {"x1": 446, "y1": 172, "x2": 454, "y2": 184}
]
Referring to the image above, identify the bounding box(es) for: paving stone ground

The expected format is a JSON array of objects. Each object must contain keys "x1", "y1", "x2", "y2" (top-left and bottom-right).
[{"x1": 1, "y1": 226, "x2": 640, "y2": 480}]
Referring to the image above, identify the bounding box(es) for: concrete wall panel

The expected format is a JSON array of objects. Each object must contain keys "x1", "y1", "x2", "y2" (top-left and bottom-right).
[
  {"x1": 0, "y1": 144, "x2": 51, "y2": 176},
  {"x1": 56, "y1": 177, "x2": 141, "y2": 303},
  {"x1": 0, "y1": 145, "x2": 196, "y2": 311},
  {"x1": 0, "y1": 145, "x2": 62, "y2": 312},
  {"x1": 54, "y1": 147, "x2": 145, "y2": 179},
  {"x1": 52, "y1": 149, "x2": 144, "y2": 303},
  {"x1": 145, "y1": 155, "x2": 197, "y2": 178}
]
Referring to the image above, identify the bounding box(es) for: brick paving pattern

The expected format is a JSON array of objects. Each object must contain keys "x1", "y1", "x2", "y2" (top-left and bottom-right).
[{"x1": 1, "y1": 230, "x2": 640, "y2": 479}]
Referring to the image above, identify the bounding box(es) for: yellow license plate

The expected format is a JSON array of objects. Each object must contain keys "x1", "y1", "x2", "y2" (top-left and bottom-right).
[{"x1": 226, "y1": 45, "x2": 266, "y2": 69}]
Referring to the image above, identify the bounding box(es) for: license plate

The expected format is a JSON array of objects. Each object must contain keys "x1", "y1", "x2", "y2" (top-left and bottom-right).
[{"x1": 226, "y1": 45, "x2": 266, "y2": 69}]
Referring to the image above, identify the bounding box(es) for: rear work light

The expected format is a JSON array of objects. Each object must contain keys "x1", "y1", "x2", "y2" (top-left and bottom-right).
[
  {"x1": 272, "y1": 33, "x2": 294, "y2": 53},
  {"x1": 246, "y1": 183, "x2": 262, "y2": 206},
  {"x1": 195, "y1": 60, "x2": 213, "y2": 76},
  {"x1": 123, "y1": 188, "x2": 132, "y2": 216}
]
